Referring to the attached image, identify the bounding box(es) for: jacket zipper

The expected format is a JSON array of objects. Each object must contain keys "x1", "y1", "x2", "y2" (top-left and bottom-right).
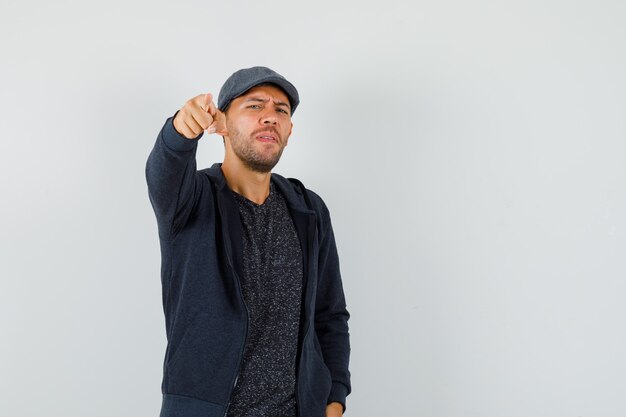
[
  {"x1": 224, "y1": 264, "x2": 250, "y2": 417},
  {"x1": 223, "y1": 266, "x2": 249, "y2": 417},
  {"x1": 294, "y1": 324, "x2": 310, "y2": 417}
]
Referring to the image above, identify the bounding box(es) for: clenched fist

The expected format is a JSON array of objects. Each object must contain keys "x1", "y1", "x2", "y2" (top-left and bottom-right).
[{"x1": 173, "y1": 93, "x2": 228, "y2": 139}]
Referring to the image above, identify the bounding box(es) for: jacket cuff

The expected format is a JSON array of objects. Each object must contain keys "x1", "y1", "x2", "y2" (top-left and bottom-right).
[
  {"x1": 162, "y1": 111, "x2": 203, "y2": 152},
  {"x1": 328, "y1": 382, "x2": 349, "y2": 412}
]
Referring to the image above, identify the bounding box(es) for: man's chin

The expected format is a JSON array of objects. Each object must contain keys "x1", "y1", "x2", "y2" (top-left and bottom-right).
[{"x1": 242, "y1": 158, "x2": 281, "y2": 173}]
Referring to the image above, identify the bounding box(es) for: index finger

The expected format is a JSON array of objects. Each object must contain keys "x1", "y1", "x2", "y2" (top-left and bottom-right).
[
  {"x1": 197, "y1": 93, "x2": 212, "y2": 112},
  {"x1": 208, "y1": 100, "x2": 219, "y2": 117}
]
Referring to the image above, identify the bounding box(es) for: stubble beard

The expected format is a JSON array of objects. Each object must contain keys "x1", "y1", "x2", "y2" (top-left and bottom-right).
[{"x1": 227, "y1": 124, "x2": 285, "y2": 173}]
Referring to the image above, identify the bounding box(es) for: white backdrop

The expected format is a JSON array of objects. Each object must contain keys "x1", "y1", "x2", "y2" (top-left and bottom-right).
[{"x1": 1, "y1": 0, "x2": 625, "y2": 416}]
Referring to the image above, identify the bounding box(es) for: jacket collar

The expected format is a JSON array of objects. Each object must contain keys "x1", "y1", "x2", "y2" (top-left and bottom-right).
[{"x1": 206, "y1": 163, "x2": 314, "y2": 215}]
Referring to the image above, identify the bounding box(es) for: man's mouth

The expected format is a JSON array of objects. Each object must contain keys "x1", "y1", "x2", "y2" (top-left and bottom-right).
[{"x1": 255, "y1": 131, "x2": 278, "y2": 143}]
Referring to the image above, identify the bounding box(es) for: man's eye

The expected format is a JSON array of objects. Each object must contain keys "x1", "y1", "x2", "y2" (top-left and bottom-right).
[
  {"x1": 248, "y1": 105, "x2": 261, "y2": 109},
  {"x1": 278, "y1": 108, "x2": 289, "y2": 115}
]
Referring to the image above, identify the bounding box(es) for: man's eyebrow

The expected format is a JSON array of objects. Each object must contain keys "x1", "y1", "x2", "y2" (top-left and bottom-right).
[{"x1": 244, "y1": 97, "x2": 291, "y2": 109}]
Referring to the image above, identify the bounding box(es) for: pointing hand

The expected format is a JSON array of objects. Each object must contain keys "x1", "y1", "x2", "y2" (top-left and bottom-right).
[{"x1": 173, "y1": 93, "x2": 228, "y2": 139}]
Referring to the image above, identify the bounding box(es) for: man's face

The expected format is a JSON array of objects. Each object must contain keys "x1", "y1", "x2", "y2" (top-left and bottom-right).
[{"x1": 224, "y1": 84, "x2": 293, "y2": 173}]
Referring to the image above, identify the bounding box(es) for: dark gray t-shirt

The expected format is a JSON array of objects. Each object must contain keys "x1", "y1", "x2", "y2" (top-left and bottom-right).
[{"x1": 227, "y1": 182, "x2": 303, "y2": 417}]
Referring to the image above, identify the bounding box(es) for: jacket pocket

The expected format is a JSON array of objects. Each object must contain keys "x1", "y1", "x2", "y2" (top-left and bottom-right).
[
  {"x1": 160, "y1": 393, "x2": 224, "y2": 417},
  {"x1": 166, "y1": 313, "x2": 242, "y2": 405},
  {"x1": 298, "y1": 334, "x2": 332, "y2": 417}
]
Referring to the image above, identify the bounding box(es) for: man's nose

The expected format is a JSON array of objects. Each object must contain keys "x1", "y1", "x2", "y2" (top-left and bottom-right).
[{"x1": 260, "y1": 111, "x2": 278, "y2": 125}]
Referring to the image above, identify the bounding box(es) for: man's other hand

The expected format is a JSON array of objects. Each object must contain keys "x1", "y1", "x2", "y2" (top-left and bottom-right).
[{"x1": 326, "y1": 402, "x2": 343, "y2": 417}]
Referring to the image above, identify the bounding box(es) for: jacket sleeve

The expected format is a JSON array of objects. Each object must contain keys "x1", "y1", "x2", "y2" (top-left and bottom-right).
[
  {"x1": 145, "y1": 113, "x2": 206, "y2": 239},
  {"x1": 314, "y1": 202, "x2": 351, "y2": 411}
]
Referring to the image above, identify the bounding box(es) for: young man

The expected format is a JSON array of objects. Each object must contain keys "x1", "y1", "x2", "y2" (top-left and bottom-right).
[{"x1": 146, "y1": 67, "x2": 351, "y2": 417}]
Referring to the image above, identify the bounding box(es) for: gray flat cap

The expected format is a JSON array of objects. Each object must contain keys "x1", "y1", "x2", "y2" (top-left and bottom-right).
[{"x1": 217, "y1": 66, "x2": 300, "y2": 115}]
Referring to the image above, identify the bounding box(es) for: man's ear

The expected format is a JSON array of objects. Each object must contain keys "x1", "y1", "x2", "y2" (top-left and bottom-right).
[{"x1": 285, "y1": 121, "x2": 293, "y2": 146}]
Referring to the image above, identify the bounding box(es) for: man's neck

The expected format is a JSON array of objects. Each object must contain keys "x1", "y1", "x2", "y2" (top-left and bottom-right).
[{"x1": 221, "y1": 158, "x2": 272, "y2": 205}]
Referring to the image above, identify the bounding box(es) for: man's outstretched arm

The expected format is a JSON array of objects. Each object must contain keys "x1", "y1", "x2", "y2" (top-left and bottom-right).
[{"x1": 145, "y1": 93, "x2": 226, "y2": 238}]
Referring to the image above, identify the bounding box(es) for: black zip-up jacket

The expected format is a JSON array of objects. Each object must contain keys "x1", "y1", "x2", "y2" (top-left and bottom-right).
[{"x1": 146, "y1": 116, "x2": 351, "y2": 417}]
